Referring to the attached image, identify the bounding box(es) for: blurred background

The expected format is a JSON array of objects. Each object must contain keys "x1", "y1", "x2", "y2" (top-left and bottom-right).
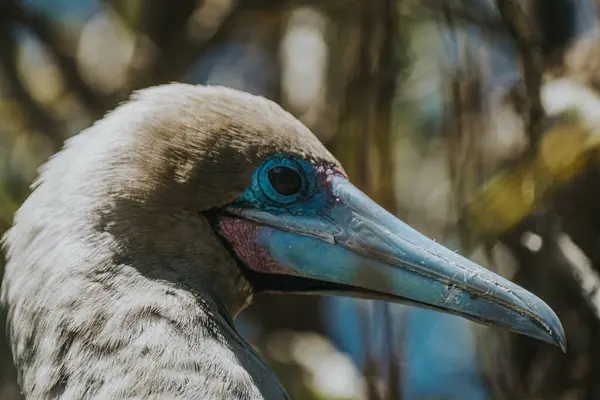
[{"x1": 2, "y1": 0, "x2": 600, "y2": 399}]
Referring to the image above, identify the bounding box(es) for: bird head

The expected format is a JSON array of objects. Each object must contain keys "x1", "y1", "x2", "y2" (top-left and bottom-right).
[{"x1": 3, "y1": 84, "x2": 566, "y2": 351}]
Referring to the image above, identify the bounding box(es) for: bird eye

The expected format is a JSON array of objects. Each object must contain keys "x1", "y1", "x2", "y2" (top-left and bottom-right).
[
  {"x1": 254, "y1": 157, "x2": 309, "y2": 205},
  {"x1": 267, "y1": 166, "x2": 302, "y2": 196}
]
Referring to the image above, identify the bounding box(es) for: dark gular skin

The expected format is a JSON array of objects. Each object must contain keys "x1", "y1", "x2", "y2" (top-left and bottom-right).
[{"x1": 1, "y1": 84, "x2": 564, "y2": 399}]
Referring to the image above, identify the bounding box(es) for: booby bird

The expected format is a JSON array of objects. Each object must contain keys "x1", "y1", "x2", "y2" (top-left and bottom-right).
[{"x1": 1, "y1": 84, "x2": 565, "y2": 399}]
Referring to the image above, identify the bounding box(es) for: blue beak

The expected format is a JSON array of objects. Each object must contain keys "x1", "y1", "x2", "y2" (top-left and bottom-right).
[{"x1": 226, "y1": 175, "x2": 566, "y2": 350}]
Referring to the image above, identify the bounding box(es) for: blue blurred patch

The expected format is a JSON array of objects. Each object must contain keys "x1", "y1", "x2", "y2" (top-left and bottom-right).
[
  {"x1": 324, "y1": 298, "x2": 489, "y2": 400},
  {"x1": 24, "y1": 0, "x2": 100, "y2": 25}
]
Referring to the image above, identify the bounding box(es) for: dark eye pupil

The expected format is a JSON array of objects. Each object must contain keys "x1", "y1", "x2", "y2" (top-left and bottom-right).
[{"x1": 267, "y1": 166, "x2": 302, "y2": 196}]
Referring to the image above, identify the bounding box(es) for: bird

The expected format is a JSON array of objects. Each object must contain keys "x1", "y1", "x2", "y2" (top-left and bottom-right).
[{"x1": 1, "y1": 84, "x2": 565, "y2": 399}]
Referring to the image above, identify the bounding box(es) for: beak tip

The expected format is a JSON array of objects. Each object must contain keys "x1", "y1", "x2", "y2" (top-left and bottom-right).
[
  {"x1": 560, "y1": 342, "x2": 568, "y2": 354},
  {"x1": 543, "y1": 327, "x2": 567, "y2": 353},
  {"x1": 536, "y1": 308, "x2": 567, "y2": 353},
  {"x1": 549, "y1": 332, "x2": 567, "y2": 353},
  {"x1": 545, "y1": 307, "x2": 567, "y2": 353},
  {"x1": 555, "y1": 326, "x2": 568, "y2": 354}
]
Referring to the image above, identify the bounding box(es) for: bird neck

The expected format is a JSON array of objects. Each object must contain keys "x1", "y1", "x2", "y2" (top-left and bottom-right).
[{"x1": 8, "y1": 252, "x2": 287, "y2": 398}]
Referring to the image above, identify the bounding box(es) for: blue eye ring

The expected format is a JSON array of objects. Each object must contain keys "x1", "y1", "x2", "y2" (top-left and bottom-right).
[
  {"x1": 234, "y1": 155, "x2": 324, "y2": 213},
  {"x1": 257, "y1": 156, "x2": 307, "y2": 205}
]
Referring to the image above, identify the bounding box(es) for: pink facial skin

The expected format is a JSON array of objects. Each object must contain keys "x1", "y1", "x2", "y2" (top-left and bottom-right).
[{"x1": 218, "y1": 217, "x2": 292, "y2": 275}]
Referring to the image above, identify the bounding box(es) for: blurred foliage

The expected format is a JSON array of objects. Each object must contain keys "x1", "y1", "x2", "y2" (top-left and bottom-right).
[
  {"x1": 466, "y1": 113, "x2": 593, "y2": 237},
  {"x1": 3, "y1": 0, "x2": 600, "y2": 399}
]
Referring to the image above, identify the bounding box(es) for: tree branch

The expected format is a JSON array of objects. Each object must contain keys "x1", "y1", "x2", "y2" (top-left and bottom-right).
[
  {"x1": 495, "y1": 0, "x2": 545, "y2": 146},
  {"x1": 402, "y1": 0, "x2": 508, "y2": 40}
]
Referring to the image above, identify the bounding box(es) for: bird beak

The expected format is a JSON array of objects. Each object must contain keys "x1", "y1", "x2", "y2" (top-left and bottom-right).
[{"x1": 221, "y1": 175, "x2": 566, "y2": 350}]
